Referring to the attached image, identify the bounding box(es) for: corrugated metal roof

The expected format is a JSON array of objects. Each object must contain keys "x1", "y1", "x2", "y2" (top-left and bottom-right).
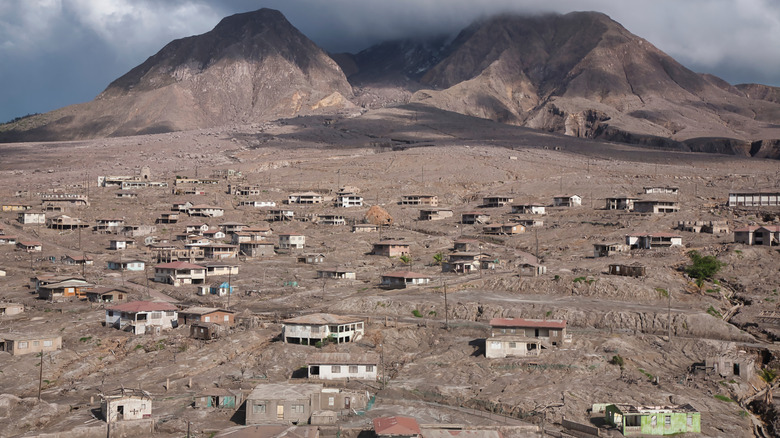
[
  {"x1": 282, "y1": 313, "x2": 364, "y2": 325},
  {"x1": 489, "y1": 318, "x2": 566, "y2": 329},
  {"x1": 373, "y1": 416, "x2": 421, "y2": 436},
  {"x1": 307, "y1": 353, "x2": 379, "y2": 365}
]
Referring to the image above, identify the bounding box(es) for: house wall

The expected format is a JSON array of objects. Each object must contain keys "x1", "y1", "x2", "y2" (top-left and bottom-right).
[
  {"x1": 246, "y1": 396, "x2": 312, "y2": 425},
  {"x1": 4, "y1": 336, "x2": 62, "y2": 356},
  {"x1": 485, "y1": 337, "x2": 540, "y2": 359},
  {"x1": 102, "y1": 397, "x2": 152, "y2": 422},
  {"x1": 310, "y1": 363, "x2": 377, "y2": 380}
]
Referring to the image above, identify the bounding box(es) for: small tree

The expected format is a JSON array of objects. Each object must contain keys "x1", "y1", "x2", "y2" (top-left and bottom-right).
[
  {"x1": 685, "y1": 250, "x2": 724, "y2": 282},
  {"x1": 399, "y1": 255, "x2": 412, "y2": 268},
  {"x1": 432, "y1": 252, "x2": 443, "y2": 266}
]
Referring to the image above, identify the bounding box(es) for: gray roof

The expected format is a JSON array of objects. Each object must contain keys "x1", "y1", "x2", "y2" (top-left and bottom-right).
[
  {"x1": 247, "y1": 383, "x2": 322, "y2": 401},
  {"x1": 307, "y1": 353, "x2": 379, "y2": 366},
  {"x1": 282, "y1": 313, "x2": 363, "y2": 326}
]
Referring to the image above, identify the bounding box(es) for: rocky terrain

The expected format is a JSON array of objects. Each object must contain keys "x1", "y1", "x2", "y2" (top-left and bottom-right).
[{"x1": 0, "y1": 106, "x2": 779, "y2": 436}]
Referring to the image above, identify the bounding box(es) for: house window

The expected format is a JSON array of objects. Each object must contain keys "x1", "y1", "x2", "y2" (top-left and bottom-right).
[
  {"x1": 224, "y1": 315, "x2": 230, "y2": 321},
  {"x1": 366, "y1": 365, "x2": 374, "y2": 372},
  {"x1": 253, "y1": 403, "x2": 266, "y2": 414},
  {"x1": 687, "y1": 415, "x2": 692, "y2": 427},
  {"x1": 33, "y1": 341, "x2": 40, "y2": 347},
  {"x1": 204, "y1": 316, "x2": 211, "y2": 322},
  {"x1": 651, "y1": 415, "x2": 657, "y2": 427},
  {"x1": 151, "y1": 312, "x2": 162, "y2": 319},
  {"x1": 292, "y1": 404, "x2": 305, "y2": 413},
  {"x1": 490, "y1": 341, "x2": 501, "y2": 349},
  {"x1": 166, "y1": 311, "x2": 175, "y2": 317},
  {"x1": 349, "y1": 366, "x2": 358, "y2": 373},
  {"x1": 332, "y1": 366, "x2": 341, "y2": 373},
  {"x1": 43, "y1": 340, "x2": 52, "y2": 347},
  {"x1": 141, "y1": 404, "x2": 146, "y2": 410},
  {"x1": 509, "y1": 342, "x2": 517, "y2": 348},
  {"x1": 18, "y1": 341, "x2": 28, "y2": 349},
  {"x1": 328, "y1": 397, "x2": 335, "y2": 407},
  {"x1": 665, "y1": 416, "x2": 671, "y2": 427}
]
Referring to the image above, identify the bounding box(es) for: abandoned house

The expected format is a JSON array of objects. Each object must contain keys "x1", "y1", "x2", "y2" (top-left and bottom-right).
[
  {"x1": 85, "y1": 286, "x2": 129, "y2": 303},
  {"x1": 754, "y1": 226, "x2": 780, "y2": 246},
  {"x1": 0, "y1": 303, "x2": 24, "y2": 316},
  {"x1": 307, "y1": 352, "x2": 379, "y2": 380},
  {"x1": 419, "y1": 209, "x2": 454, "y2": 221},
  {"x1": 202, "y1": 229, "x2": 226, "y2": 240},
  {"x1": 482, "y1": 223, "x2": 525, "y2": 235},
  {"x1": 267, "y1": 209, "x2": 295, "y2": 221},
  {"x1": 625, "y1": 233, "x2": 683, "y2": 249},
  {"x1": 288, "y1": 192, "x2": 324, "y2": 204},
  {"x1": 352, "y1": 223, "x2": 379, "y2": 233},
  {"x1": 153, "y1": 261, "x2": 207, "y2": 286},
  {"x1": 62, "y1": 254, "x2": 93, "y2": 265},
  {"x1": 442, "y1": 252, "x2": 491, "y2": 274},
  {"x1": 109, "y1": 239, "x2": 136, "y2": 250},
  {"x1": 605, "y1": 196, "x2": 639, "y2": 211},
  {"x1": 2, "y1": 204, "x2": 32, "y2": 211},
  {"x1": 317, "y1": 268, "x2": 357, "y2": 280},
  {"x1": 482, "y1": 195, "x2": 514, "y2": 208},
  {"x1": 400, "y1": 194, "x2": 438, "y2": 206},
  {"x1": 239, "y1": 241, "x2": 275, "y2": 257},
  {"x1": 677, "y1": 220, "x2": 729, "y2": 234},
  {"x1": 219, "y1": 221, "x2": 247, "y2": 233},
  {"x1": 372, "y1": 240, "x2": 411, "y2": 257},
  {"x1": 373, "y1": 416, "x2": 422, "y2": 438},
  {"x1": 315, "y1": 214, "x2": 346, "y2": 225},
  {"x1": 335, "y1": 194, "x2": 363, "y2": 208},
  {"x1": 380, "y1": 271, "x2": 432, "y2": 288},
  {"x1": 608, "y1": 264, "x2": 647, "y2": 277},
  {"x1": 605, "y1": 403, "x2": 700, "y2": 436},
  {"x1": 453, "y1": 238, "x2": 481, "y2": 252},
  {"x1": 461, "y1": 211, "x2": 490, "y2": 224},
  {"x1": 246, "y1": 383, "x2": 364, "y2": 426},
  {"x1": 17, "y1": 211, "x2": 45, "y2": 225},
  {"x1": 593, "y1": 243, "x2": 629, "y2": 258},
  {"x1": 485, "y1": 335, "x2": 541, "y2": 359},
  {"x1": 106, "y1": 259, "x2": 145, "y2": 271},
  {"x1": 156, "y1": 212, "x2": 179, "y2": 224},
  {"x1": 553, "y1": 195, "x2": 582, "y2": 207},
  {"x1": 279, "y1": 233, "x2": 306, "y2": 249},
  {"x1": 199, "y1": 243, "x2": 238, "y2": 259},
  {"x1": 94, "y1": 218, "x2": 125, "y2": 233},
  {"x1": 0, "y1": 334, "x2": 62, "y2": 356},
  {"x1": 188, "y1": 204, "x2": 225, "y2": 217},
  {"x1": 519, "y1": 262, "x2": 547, "y2": 277},
  {"x1": 734, "y1": 226, "x2": 760, "y2": 245},
  {"x1": 643, "y1": 186, "x2": 679, "y2": 195},
  {"x1": 195, "y1": 388, "x2": 242, "y2": 409},
  {"x1": 197, "y1": 281, "x2": 235, "y2": 296},
  {"x1": 190, "y1": 321, "x2": 223, "y2": 340},
  {"x1": 239, "y1": 200, "x2": 277, "y2": 208},
  {"x1": 281, "y1": 313, "x2": 365, "y2": 345},
  {"x1": 703, "y1": 352, "x2": 755, "y2": 381},
  {"x1": 105, "y1": 301, "x2": 179, "y2": 335},
  {"x1": 298, "y1": 253, "x2": 325, "y2": 264},
  {"x1": 38, "y1": 279, "x2": 94, "y2": 300},
  {"x1": 727, "y1": 190, "x2": 780, "y2": 207},
  {"x1": 512, "y1": 217, "x2": 544, "y2": 228},
  {"x1": 183, "y1": 223, "x2": 209, "y2": 234},
  {"x1": 511, "y1": 204, "x2": 546, "y2": 215},
  {"x1": 202, "y1": 261, "x2": 239, "y2": 277},
  {"x1": 633, "y1": 200, "x2": 680, "y2": 214},
  {"x1": 101, "y1": 389, "x2": 153, "y2": 422},
  {"x1": 46, "y1": 215, "x2": 88, "y2": 230},
  {"x1": 490, "y1": 318, "x2": 568, "y2": 347},
  {"x1": 178, "y1": 307, "x2": 235, "y2": 327}
]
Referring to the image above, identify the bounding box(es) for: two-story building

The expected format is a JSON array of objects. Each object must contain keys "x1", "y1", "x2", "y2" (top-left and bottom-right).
[
  {"x1": 489, "y1": 318, "x2": 568, "y2": 347},
  {"x1": 153, "y1": 261, "x2": 206, "y2": 286},
  {"x1": 105, "y1": 301, "x2": 178, "y2": 335},
  {"x1": 307, "y1": 353, "x2": 379, "y2": 381},
  {"x1": 282, "y1": 313, "x2": 365, "y2": 345}
]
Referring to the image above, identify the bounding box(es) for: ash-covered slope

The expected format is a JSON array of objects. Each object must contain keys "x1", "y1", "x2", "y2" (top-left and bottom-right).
[
  {"x1": 0, "y1": 8, "x2": 353, "y2": 142},
  {"x1": 349, "y1": 12, "x2": 780, "y2": 157}
]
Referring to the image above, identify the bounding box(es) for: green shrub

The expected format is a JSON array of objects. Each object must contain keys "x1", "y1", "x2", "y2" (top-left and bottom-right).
[
  {"x1": 707, "y1": 306, "x2": 722, "y2": 318},
  {"x1": 714, "y1": 394, "x2": 733, "y2": 403},
  {"x1": 609, "y1": 355, "x2": 624, "y2": 368},
  {"x1": 685, "y1": 250, "x2": 724, "y2": 281},
  {"x1": 412, "y1": 309, "x2": 423, "y2": 318}
]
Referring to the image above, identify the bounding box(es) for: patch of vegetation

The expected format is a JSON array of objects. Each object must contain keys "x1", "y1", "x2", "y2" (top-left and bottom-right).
[
  {"x1": 638, "y1": 368, "x2": 654, "y2": 381},
  {"x1": 428, "y1": 310, "x2": 436, "y2": 316},
  {"x1": 553, "y1": 275, "x2": 560, "y2": 281},
  {"x1": 760, "y1": 368, "x2": 777, "y2": 384},
  {"x1": 432, "y1": 252, "x2": 443, "y2": 265},
  {"x1": 656, "y1": 288, "x2": 669, "y2": 298},
  {"x1": 545, "y1": 310, "x2": 553, "y2": 317},
  {"x1": 739, "y1": 410, "x2": 750, "y2": 418},
  {"x1": 134, "y1": 344, "x2": 144, "y2": 351},
  {"x1": 714, "y1": 394, "x2": 734, "y2": 403},
  {"x1": 734, "y1": 250, "x2": 742, "y2": 255},
  {"x1": 609, "y1": 355, "x2": 624, "y2": 369},
  {"x1": 573, "y1": 276, "x2": 586, "y2": 283},
  {"x1": 707, "y1": 306, "x2": 722, "y2": 318},
  {"x1": 685, "y1": 250, "x2": 724, "y2": 281},
  {"x1": 412, "y1": 309, "x2": 423, "y2": 318},
  {"x1": 79, "y1": 336, "x2": 92, "y2": 343}
]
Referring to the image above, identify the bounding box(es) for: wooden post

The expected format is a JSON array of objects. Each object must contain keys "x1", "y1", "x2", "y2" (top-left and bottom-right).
[
  {"x1": 38, "y1": 352, "x2": 43, "y2": 401},
  {"x1": 444, "y1": 282, "x2": 449, "y2": 331}
]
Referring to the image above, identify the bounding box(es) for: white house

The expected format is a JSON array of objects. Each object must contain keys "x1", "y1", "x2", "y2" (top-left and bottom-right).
[
  {"x1": 282, "y1": 313, "x2": 365, "y2": 345},
  {"x1": 279, "y1": 233, "x2": 306, "y2": 249},
  {"x1": 105, "y1": 301, "x2": 178, "y2": 335},
  {"x1": 553, "y1": 195, "x2": 582, "y2": 207},
  {"x1": 307, "y1": 353, "x2": 379, "y2": 380}
]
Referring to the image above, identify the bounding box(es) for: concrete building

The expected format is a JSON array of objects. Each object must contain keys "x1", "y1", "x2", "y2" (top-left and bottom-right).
[
  {"x1": 0, "y1": 334, "x2": 61, "y2": 356},
  {"x1": 593, "y1": 243, "x2": 629, "y2": 258},
  {"x1": 101, "y1": 389, "x2": 152, "y2": 422},
  {"x1": 419, "y1": 209, "x2": 453, "y2": 221},
  {"x1": 482, "y1": 196, "x2": 514, "y2": 208},
  {"x1": 490, "y1": 318, "x2": 568, "y2": 347},
  {"x1": 605, "y1": 404, "x2": 700, "y2": 436},
  {"x1": 605, "y1": 196, "x2": 638, "y2": 211},
  {"x1": 625, "y1": 233, "x2": 683, "y2": 249},
  {"x1": 17, "y1": 212, "x2": 45, "y2": 225},
  {"x1": 105, "y1": 301, "x2": 178, "y2": 335},
  {"x1": 307, "y1": 352, "x2": 379, "y2": 380},
  {"x1": 154, "y1": 261, "x2": 206, "y2": 286},
  {"x1": 485, "y1": 335, "x2": 541, "y2": 359},
  {"x1": 633, "y1": 200, "x2": 680, "y2": 214},
  {"x1": 380, "y1": 271, "x2": 432, "y2": 288},
  {"x1": 728, "y1": 191, "x2": 780, "y2": 207},
  {"x1": 288, "y1": 192, "x2": 324, "y2": 204},
  {"x1": 372, "y1": 240, "x2": 411, "y2": 257},
  {"x1": 400, "y1": 194, "x2": 438, "y2": 206},
  {"x1": 553, "y1": 195, "x2": 582, "y2": 207},
  {"x1": 282, "y1": 313, "x2": 365, "y2": 345},
  {"x1": 279, "y1": 233, "x2": 306, "y2": 249},
  {"x1": 461, "y1": 212, "x2": 490, "y2": 224},
  {"x1": 511, "y1": 204, "x2": 546, "y2": 215}
]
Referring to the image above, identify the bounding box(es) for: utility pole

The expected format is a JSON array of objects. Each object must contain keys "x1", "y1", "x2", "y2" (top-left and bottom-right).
[
  {"x1": 38, "y1": 352, "x2": 44, "y2": 401},
  {"x1": 444, "y1": 281, "x2": 449, "y2": 331},
  {"x1": 667, "y1": 291, "x2": 672, "y2": 344}
]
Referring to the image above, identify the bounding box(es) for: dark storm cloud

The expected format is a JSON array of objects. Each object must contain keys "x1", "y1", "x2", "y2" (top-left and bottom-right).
[{"x1": 1, "y1": 0, "x2": 779, "y2": 123}]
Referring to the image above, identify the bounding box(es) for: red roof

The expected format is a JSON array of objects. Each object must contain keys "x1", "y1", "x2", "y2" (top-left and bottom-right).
[
  {"x1": 489, "y1": 318, "x2": 567, "y2": 329},
  {"x1": 734, "y1": 226, "x2": 760, "y2": 232},
  {"x1": 155, "y1": 261, "x2": 205, "y2": 270},
  {"x1": 107, "y1": 301, "x2": 177, "y2": 312},
  {"x1": 373, "y1": 416, "x2": 421, "y2": 436},
  {"x1": 761, "y1": 225, "x2": 780, "y2": 232}
]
